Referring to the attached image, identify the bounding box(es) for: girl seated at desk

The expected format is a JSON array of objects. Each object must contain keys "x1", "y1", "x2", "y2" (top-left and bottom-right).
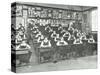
[
  {"x1": 54, "y1": 34, "x2": 61, "y2": 42},
  {"x1": 16, "y1": 34, "x2": 23, "y2": 44},
  {"x1": 18, "y1": 30, "x2": 24, "y2": 38},
  {"x1": 68, "y1": 34, "x2": 75, "y2": 40},
  {"x1": 73, "y1": 38, "x2": 83, "y2": 44},
  {"x1": 56, "y1": 37, "x2": 68, "y2": 46},
  {"x1": 61, "y1": 29, "x2": 66, "y2": 33},
  {"x1": 45, "y1": 25, "x2": 51, "y2": 30},
  {"x1": 51, "y1": 31, "x2": 59, "y2": 39},
  {"x1": 86, "y1": 33, "x2": 91, "y2": 39},
  {"x1": 63, "y1": 31, "x2": 70, "y2": 39},
  {"x1": 32, "y1": 29, "x2": 39, "y2": 34},
  {"x1": 17, "y1": 23, "x2": 25, "y2": 32},
  {"x1": 57, "y1": 26, "x2": 63, "y2": 34},
  {"x1": 35, "y1": 31, "x2": 42, "y2": 38},
  {"x1": 58, "y1": 25, "x2": 63, "y2": 31},
  {"x1": 11, "y1": 34, "x2": 15, "y2": 44},
  {"x1": 40, "y1": 37, "x2": 51, "y2": 48},
  {"x1": 31, "y1": 26, "x2": 38, "y2": 32},
  {"x1": 68, "y1": 26, "x2": 74, "y2": 35},
  {"x1": 88, "y1": 35, "x2": 95, "y2": 43},
  {"x1": 60, "y1": 29, "x2": 66, "y2": 36},
  {"x1": 37, "y1": 35, "x2": 45, "y2": 43},
  {"x1": 31, "y1": 29, "x2": 39, "y2": 38},
  {"x1": 16, "y1": 40, "x2": 31, "y2": 50},
  {"x1": 80, "y1": 32, "x2": 87, "y2": 40},
  {"x1": 48, "y1": 28, "x2": 53, "y2": 33},
  {"x1": 45, "y1": 25, "x2": 53, "y2": 33},
  {"x1": 76, "y1": 30, "x2": 82, "y2": 38},
  {"x1": 68, "y1": 35, "x2": 76, "y2": 44},
  {"x1": 33, "y1": 33, "x2": 43, "y2": 42},
  {"x1": 73, "y1": 29, "x2": 78, "y2": 37}
]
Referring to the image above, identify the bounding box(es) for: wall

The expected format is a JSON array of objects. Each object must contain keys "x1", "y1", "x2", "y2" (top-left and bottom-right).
[
  {"x1": 82, "y1": 8, "x2": 98, "y2": 33},
  {"x1": 91, "y1": 9, "x2": 98, "y2": 31}
]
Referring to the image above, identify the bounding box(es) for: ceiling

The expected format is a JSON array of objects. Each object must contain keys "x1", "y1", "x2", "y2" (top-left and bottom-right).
[{"x1": 12, "y1": 2, "x2": 97, "y2": 12}]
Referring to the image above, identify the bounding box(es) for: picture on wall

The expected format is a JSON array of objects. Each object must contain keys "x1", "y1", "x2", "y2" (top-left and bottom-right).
[{"x1": 11, "y1": 2, "x2": 98, "y2": 73}]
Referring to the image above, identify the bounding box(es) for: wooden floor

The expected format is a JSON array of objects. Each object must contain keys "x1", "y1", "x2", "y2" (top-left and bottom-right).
[{"x1": 16, "y1": 55, "x2": 97, "y2": 73}]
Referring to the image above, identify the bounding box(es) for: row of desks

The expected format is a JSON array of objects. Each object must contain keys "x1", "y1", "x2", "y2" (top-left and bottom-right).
[
  {"x1": 33, "y1": 42, "x2": 97, "y2": 63},
  {"x1": 11, "y1": 42, "x2": 97, "y2": 66}
]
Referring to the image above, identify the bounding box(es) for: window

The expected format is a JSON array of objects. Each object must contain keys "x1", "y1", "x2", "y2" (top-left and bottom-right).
[{"x1": 91, "y1": 9, "x2": 98, "y2": 31}]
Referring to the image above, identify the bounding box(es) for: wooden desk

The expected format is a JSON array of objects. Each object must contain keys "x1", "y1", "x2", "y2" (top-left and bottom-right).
[
  {"x1": 87, "y1": 43, "x2": 97, "y2": 55},
  {"x1": 37, "y1": 47, "x2": 54, "y2": 63},
  {"x1": 82, "y1": 43, "x2": 97, "y2": 56},
  {"x1": 11, "y1": 49, "x2": 32, "y2": 66},
  {"x1": 34, "y1": 43, "x2": 97, "y2": 64},
  {"x1": 72, "y1": 44, "x2": 84, "y2": 57},
  {"x1": 56, "y1": 45, "x2": 71, "y2": 60}
]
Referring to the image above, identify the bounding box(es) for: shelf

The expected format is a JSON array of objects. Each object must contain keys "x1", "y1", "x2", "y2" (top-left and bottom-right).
[{"x1": 28, "y1": 17, "x2": 82, "y2": 21}]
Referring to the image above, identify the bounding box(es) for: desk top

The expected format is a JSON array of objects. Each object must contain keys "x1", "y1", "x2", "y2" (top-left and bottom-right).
[{"x1": 37, "y1": 43, "x2": 97, "y2": 49}]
